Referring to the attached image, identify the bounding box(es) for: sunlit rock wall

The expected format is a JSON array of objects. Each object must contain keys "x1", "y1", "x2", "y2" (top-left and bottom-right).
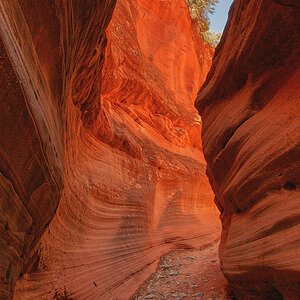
[
  {"x1": 0, "y1": 0, "x2": 219, "y2": 299},
  {"x1": 196, "y1": 0, "x2": 300, "y2": 298}
]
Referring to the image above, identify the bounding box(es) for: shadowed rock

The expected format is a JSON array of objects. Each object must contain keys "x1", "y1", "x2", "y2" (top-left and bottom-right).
[{"x1": 196, "y1": 0, "x2": 300, "y2": 298}]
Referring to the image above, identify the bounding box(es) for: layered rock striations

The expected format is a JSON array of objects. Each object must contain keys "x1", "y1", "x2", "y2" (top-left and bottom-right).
[
  {"x1": 196, "y1": 0, "x2": 300, "y2": 298},
  {"x1": 0, "y1": 0, "x2": 64, "y2": 297},
  {"x1": 0, "y1": 0, "x2": 219, "y2": 299}
]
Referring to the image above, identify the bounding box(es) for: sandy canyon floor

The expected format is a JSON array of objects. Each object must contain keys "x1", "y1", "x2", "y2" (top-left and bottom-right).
[{"x1": 131, "y1": 240, "x2": 234, "y2": 300}]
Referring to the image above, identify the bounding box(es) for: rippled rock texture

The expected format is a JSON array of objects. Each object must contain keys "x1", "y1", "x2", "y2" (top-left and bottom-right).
[
  {"x1": 196, "y1": 0, "x2": 300, "y2": 298},
  {"x1": 0, "y1": 0, "x2": 219, "y2": 298}
]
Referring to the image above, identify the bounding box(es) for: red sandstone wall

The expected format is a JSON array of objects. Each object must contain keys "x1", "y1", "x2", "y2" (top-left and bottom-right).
[
  {"x1": 0, "y1": 0, "x2": 64, "y2": 297},
  {"x1": 0, "y1": 0, "x2": 219, "y2": 299},
  {"x1": 196, "y1": 0, "x2": 300, "y2": 298}
]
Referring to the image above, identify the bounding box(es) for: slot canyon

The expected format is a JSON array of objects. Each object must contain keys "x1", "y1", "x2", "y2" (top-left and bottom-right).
[{"x1": 0, "y1": 0, "x2": 299, "y2": 299}]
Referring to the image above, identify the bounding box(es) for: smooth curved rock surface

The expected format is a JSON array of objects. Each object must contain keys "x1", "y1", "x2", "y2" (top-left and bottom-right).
[
  {"x1": 196, "y1": 0, "x2": 300, "y2": 298},
  {"x1": 0, "y1": 0, "x2": 63, "y2": 297},
  {"x1": 0, "y1": 0, "x2": 219, "y2": 299}
]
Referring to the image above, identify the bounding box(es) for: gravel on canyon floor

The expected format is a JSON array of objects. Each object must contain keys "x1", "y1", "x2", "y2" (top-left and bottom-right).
[{"x1": 130, "y1": 240, "x2": 235, "y2": 300}]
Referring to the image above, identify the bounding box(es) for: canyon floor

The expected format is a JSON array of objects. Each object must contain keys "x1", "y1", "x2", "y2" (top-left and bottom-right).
[{"x1": 131, "y1": 240, "x2": 234, "y2": 300}]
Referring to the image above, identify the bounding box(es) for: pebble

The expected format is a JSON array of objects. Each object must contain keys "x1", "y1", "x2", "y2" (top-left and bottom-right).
[
  {"x1": 145, "y1": 294, "x2": 156, "y2": 299},
  {"x1": 179, "y1": 292, "x2": 187, "y2": 297},
  {"x1": 193, "y1": 292, "x2": 204, "y2": 297},
  {"x1": 186, "y1": 256, "x2": 196, "y2": 260},
  {"x1": 167, "y1": 270, "x2": 178, "y2": 276},
  {"x1": 163, "y1": 265, "x2": 172, "y2": 270}
]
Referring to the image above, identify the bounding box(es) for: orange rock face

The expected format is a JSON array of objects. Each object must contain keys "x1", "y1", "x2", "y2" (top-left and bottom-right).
[
  {"x1": 196, "y1": 0, "x2": 300, "y2": 298},
  {"x1": 0, "y1": 0, "x2": 219, "y2": 299}
]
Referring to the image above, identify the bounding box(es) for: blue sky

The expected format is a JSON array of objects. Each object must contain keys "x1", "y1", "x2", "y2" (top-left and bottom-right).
[{"x1": 208, "y1": 0, "x2": 234, "y2": 33}]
